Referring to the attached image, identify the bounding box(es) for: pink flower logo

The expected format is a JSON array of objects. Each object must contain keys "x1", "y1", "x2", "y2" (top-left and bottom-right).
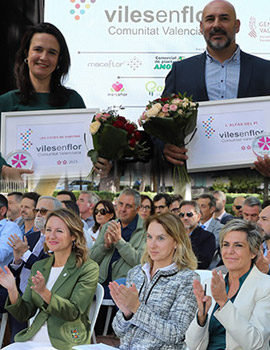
[
  {"x1": 11, "y1": 154, "x2": 28, "y2": 168},
  {"x1": 258, "y1": 136, "x2": 270, "y2": 151}
]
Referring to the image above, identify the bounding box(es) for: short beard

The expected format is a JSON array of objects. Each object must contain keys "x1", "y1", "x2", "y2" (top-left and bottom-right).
[
  {"x1": 207, "y1": 36, "x2": 232, "y2": 50},
  {"x1": 204, "y1": 27, "x2": 234, "y2": 51}
]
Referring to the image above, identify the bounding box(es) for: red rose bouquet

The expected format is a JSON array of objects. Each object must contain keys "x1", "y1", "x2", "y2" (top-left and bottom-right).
[
  {"x1": 88, "y1": 110, "x2": 148, "y2": 168},
  {"x1": 139, "y1": 93, "x2": 199, "y2": 187}
]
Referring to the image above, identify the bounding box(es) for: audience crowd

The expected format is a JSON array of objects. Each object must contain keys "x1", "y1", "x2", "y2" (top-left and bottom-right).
[{"x1": 0, "y1": 186, "x2": 268, "y2": 349}]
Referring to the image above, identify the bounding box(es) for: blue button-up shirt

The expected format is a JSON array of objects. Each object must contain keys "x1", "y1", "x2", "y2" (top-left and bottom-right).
[
  {"x1": 205, "y1": 45, "x2": 241, "y2": 101},
  {"x1": 83, "y1": 216, "x2": 95, "y2": 230},
  {"x1": 0, "y1": 218, "x2": 23, "y2": 269}
]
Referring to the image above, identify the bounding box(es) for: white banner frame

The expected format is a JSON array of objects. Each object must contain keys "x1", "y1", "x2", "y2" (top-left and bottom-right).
[
  {"x1": 1, "y1": 108, "x2": 99, "y2": 180},
  {"x1": 187, "y1": 96, "x2": 270, "y2": 172}
]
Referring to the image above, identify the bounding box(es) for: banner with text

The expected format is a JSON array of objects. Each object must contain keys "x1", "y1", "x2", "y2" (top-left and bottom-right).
[{"x1": 44, "y1": 0, "x2": 270, "y2": 122}]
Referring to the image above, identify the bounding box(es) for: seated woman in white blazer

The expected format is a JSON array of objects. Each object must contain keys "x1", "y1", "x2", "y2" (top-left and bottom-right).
[{"x1": 186, "y1": 219, "x2": 270, "y2": 350}]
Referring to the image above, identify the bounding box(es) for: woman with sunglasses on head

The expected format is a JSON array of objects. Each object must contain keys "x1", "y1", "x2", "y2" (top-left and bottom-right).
[
  {"x1": 89, "y1": 200, "x2": 116, "y2": 243},
  {"x1": 186, "y1": 219, "x2": 270, "y2": 350},
  {"x1": 0, "y1": 208, "x2": 99, "y2": 350},
  {"x1": 109, "y1": 212, "x2": 198, "y2": 350}
]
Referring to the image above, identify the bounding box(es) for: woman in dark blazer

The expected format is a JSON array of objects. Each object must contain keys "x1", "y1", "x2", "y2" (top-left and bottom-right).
[{"x1": 0, "y1": 208, "x2": 99, "y2": 350}]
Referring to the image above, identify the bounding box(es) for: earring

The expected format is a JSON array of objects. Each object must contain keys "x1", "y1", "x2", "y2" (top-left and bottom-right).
[
  {"x1": 72, "y1": 240, "x2": 76, "y2": 249},
  {"x1": 56, "y1": 65, "x2": 60, "y2": 70},
  {"x1": 24, "y1": 58, "x2": 28, "y2": 64}
]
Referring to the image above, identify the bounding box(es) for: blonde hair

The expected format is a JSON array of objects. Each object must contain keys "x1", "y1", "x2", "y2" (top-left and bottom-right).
[
  {"x1": 142, "y1": 212, "x2": 197, "y2": 270},
  {"x1": 45, "y1": 208, "x2": 88, "y2": 267}
]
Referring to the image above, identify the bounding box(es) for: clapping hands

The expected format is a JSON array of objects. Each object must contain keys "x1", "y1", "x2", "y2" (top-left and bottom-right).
[
  {"x1": 7, "y1": 234, "x2": 29, "y2": 263},
  {"x1": 193, "y1": 270, "x2": 228, "y2": 326},
  {"x1": 104, "y1": 221, "x2": 121, "y2": 248},
  {"x1": 109, "y1": 281, "x2": 140, "y2": 318}
]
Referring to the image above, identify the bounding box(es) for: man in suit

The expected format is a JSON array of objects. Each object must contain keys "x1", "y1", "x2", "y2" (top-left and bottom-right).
[
  {"x1": 242, "y1": 196, "x2": 261, "y2": 223},
  {"x1": 159, "y1": 0, "x2": 270, "y2": 167},
  {"x1": 197, "y1": 193, "x2": 223, "y2": 246},
  {"x1": 179, "y1": 200, "x2": 216, "y2": 269},
  {"x1": 232, "y1": 196, "x2": 245, "y2": 218},
  {"x1": 213, "y1": 190, "x2": 234, "y2": 224},
  {"x1": 197, "y1": 193, "x2": 224, "y2": 269}
]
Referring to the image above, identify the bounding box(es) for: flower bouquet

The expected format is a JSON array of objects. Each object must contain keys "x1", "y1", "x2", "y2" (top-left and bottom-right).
[
  {"x1": 88, "y1": 110, "x2": 149, "y2": 174},
  {"x1": 139, "y1": 93, "x2": 199, "y2": 187}
]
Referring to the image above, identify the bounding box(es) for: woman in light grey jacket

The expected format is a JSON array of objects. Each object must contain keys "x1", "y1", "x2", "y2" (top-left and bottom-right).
[{"x1": 109, "y1": 212, "x2": 198, "y2": 350}]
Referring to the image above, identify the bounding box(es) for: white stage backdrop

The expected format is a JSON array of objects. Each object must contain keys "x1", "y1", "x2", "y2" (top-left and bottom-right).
[{"x1": 44, "y1": 0, "x2": 270, "y2": 122}]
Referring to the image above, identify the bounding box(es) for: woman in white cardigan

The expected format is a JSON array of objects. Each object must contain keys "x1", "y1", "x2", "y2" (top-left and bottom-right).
[{"x1": 186, "y1": 219, "x2": 270, "y2": 350}]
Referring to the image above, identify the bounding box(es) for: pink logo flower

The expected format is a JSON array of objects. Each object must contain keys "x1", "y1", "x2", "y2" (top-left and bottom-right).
[
  {"x1": 258, "y1": 136, "x2": 270, "y2": 151},
  {"x1": 11, "y1": 154, "x2": 28, "y2": 168}
]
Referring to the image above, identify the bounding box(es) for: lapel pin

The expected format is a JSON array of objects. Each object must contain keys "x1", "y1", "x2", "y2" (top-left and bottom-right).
[{"x1": 63, "y1": 273, "x2": 67, "y2": 277}]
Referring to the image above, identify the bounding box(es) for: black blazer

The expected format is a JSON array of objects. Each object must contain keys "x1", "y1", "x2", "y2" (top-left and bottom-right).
[
  {"x1": 190, "y1": 226, "x2": 216, "y2": 270},
  {"x1": 153, "y1": 50, "x2": 270, "y2": 173},
  {"x1": 220, "y1": 212, "x2": 234, "y2": 225},
  {"x1": 162, "y1": 50, "x2": 270, "y2": 101}
]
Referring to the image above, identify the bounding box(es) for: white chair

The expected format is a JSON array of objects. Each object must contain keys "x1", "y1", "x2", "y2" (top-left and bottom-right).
[
  {"x1": 185, "y1": 270, "x2": 213, "y2": 350},
  {"x1": 101, "y1": 299, "x2": 115, "y2": 336},
  {"x1": 0, "y1": 313, "x2": 8, "y2": 348},
  {"x1": 195, "y1": 269, "x2": 212, "y2": 284},
  {"x1": 89, "y1": 283, "x2": 104, "y2": 343}
]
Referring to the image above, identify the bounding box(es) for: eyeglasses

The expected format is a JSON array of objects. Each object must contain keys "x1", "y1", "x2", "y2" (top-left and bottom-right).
[
  {"x1": 140, "y1": 205, "x2": 151, "y2": 211},
  {"x1": 235, "y1": 205, "x2": 242, "y2": 210},
  {"x1": 33, "y1": 208, "x2": 49, "y2": 216},
  {"x1": 179, "y1": 212, "x2": 194, "y2": 218},
  {"x1": 94, "y1": 208, "x2": 108, "y2": 215},
  {"x1": 154, "y1": 205, "x2": 167, "y2": 211}
]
